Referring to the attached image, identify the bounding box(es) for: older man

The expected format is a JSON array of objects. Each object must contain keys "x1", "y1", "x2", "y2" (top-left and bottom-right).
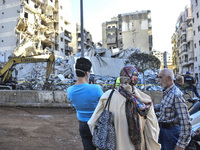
[
  {"x1": 157, "y1": 68, "x2": 192, "y2": 150},
  {"x1": 175, "y1": 75, "x2": 184, "y2": 90}
]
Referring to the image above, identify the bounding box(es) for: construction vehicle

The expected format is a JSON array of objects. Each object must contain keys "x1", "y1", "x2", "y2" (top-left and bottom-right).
[{"x1": 0, "y1": 52, "x2": 55, "y2": 90}]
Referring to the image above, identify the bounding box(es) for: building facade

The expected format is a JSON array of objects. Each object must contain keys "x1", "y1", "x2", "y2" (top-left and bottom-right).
[
  {"x1": 70, "y1": 23, "x2": 94, "y2": 54},
  {"x1": 102, "y1": 10, "x2": 152, "y2": 54},
  {"x1": 172, "y1": 5, "x2": 194, "y2": 75},
  {"x1": 152, "y1": 49, "x2": 173, "y2": 70},
  {"x1": 0, "y1": 0, "x2": 72, "y2": 63},
  {"x1": 191, "y1": 0, "x2": 200, "y2": 82},
  {"x1": 171, "y1": 33, "x2": 179, "y2": 74}
]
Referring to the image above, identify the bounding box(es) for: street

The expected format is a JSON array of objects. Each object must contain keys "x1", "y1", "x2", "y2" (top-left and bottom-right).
[{"x1": 0, "y1": 107, "x2": 83, "y2": 150}]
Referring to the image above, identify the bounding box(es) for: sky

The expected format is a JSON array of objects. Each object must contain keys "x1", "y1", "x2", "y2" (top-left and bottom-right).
[{"x1": 69, "y1": 0, "x2": 190, "y2": 53}]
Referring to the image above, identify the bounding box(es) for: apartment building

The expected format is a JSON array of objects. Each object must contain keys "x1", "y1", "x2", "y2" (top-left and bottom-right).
[
  {"x1": 152, "y1": 49, "x2": 172, "y2": 69},
  {"x1": 191, "y1": 0, "x2": 200, "y2": 81},
  {"x1": 0, "y1": 0, "x2": 72, "y2": 63},
  {"x1": 102, "y1": 10, "x2": 152, "y2": 54},
  {"x1": 172, "y1": 5, "x2": 194, "y2": 75},
  {"x1": 171, "y1": 33, "x2": 179, "y2": 74},
  {"x1": 70, "y1": 23, "x2": 94, "y2": 54}
]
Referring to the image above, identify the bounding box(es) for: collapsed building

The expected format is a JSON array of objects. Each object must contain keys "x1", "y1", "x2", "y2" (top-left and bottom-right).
[
  {"x1": 13, "y1": 47, "x2": 160, "y2": 92},
  {"x1": 0, "y1": 0, "x2": 73, "y2": 62}
]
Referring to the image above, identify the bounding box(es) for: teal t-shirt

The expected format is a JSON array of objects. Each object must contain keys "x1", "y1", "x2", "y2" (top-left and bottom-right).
[{"x1": 67, "y1": 83, "x2": 103, "y2": 122}]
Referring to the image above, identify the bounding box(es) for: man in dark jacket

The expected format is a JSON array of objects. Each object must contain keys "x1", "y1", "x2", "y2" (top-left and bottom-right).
[{"x1": 184, "y1": 71, "x2": 200, "y2": 98}]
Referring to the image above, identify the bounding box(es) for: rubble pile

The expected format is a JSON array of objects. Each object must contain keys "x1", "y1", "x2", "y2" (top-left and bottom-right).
[{"x1": 12, "y1": 48, "x2": 162, "y2": 92}]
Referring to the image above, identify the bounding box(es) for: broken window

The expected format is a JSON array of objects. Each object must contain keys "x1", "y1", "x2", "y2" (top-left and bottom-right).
[
  {"x1": 34, "y1": 31, "x2": 38, "y2": 36},
  {"x1": 34, "y1": 4, "x2": 39, "y2": 8},
  {"x1": 24, "y1": 12, "x2": 28, "y2": 18},
  {"x1": 55, "y1": 44, "x2": 58, "y2": 51}
]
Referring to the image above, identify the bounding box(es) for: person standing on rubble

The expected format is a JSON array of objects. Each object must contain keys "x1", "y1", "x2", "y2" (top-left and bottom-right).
[{"x1": 67, "y1": 57, "x2": 103, "y2": 150}]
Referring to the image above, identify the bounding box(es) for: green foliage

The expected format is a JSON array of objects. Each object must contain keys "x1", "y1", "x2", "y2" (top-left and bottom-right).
[{"x1": 127, "y1": 51, "x2": 161, "y2": 73}]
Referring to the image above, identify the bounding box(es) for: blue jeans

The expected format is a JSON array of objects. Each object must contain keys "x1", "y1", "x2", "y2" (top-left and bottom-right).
[
  {"x1": 159, "y1": 126, "x2": 181, "y2": 150},
  {"x1": 79, "y1": 121, "x2": 96, "y2": 150}
]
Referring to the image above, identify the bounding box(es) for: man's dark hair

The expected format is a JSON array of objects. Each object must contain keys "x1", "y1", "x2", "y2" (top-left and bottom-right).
[{"x1": 75, "y1": 58, "x2": 92, "y2": 77}]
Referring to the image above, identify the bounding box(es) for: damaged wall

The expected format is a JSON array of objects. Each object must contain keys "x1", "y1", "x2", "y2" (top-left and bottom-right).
[{"x1": 0, "y1": 0, "x2": 73, "y2": 62}]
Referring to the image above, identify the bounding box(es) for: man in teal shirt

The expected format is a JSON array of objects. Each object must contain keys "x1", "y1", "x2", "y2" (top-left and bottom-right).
[{"x1": 67, "y1": 58, "x2": 103, "y2": 150}]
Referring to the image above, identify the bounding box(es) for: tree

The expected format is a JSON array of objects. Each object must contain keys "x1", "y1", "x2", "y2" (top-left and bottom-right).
[{"x1": 126, "y1": 50, "x2": 161, "y2": 91}]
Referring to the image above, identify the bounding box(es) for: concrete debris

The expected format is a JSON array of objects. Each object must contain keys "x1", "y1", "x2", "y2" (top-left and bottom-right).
[{"x1": 12, "y1": 48, "x2": 161, "y2": 92}]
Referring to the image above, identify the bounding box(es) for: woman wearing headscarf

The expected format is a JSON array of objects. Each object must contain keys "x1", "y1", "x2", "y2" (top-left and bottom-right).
[{"x1": 88, "y1": 66, "x2": 161, "y2": 150}]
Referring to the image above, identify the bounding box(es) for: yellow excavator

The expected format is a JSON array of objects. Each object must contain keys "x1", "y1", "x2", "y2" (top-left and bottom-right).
[{"x1": 0, "y1": 52, "x2": 55, "y2": 90}]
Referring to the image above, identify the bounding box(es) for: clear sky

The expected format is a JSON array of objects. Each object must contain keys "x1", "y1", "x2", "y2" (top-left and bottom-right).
[{"x1": 70, "y1": 0, "x2": 190, "y2": 53}]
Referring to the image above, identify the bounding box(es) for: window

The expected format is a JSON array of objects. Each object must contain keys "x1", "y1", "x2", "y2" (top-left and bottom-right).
[
  {"x1": 61, "y1": 37, "x2": 63, "y2": 42},
  {"x1": 195, "y1": 57, "x2": 197, "y2": 61},
  {"x1": 198, "y1": 26, "x2": 200, "y2": 32},
  {"x1": 196, "y1": 0, "x2": 198, "y2": 6},
  {"x1": 60, "y1": 16, "x2": 63, "y2": 20},
  {"x1": 2, "y1": 12, "x2": 4, "y2": 14},
  {"x1": 61, "y1": 48, "x2": 63, "y2": 52},
  {"x1": 24, "y1": 12, "x2": 28, "y2": 18},
  {"x1": 199, "y1": 66, "x2": 200, "y2": 71},
  {"x1": 197, "y1": 12, "x2": 199, "y2": 18},
  {"x1": 60, "y1": 6, "x2": 63, "y2": 9},
  {"x1": 193, "y1": 18, "x2": 194, "y2": 23},
  {"x1": 194, "y1": 43, "x2": 196, "y2": 48},
  {"x1": 61, "y1": 27, "x2": 63, "y2": 31},
  {"x1": 2, "y1": 26, "x2": 4, "y2": 28},
  {"x1": 188, "y1": 42, "x2": 190, "y2": 50},
  {"x1": 194, "y1": 30, "x2": 195, "y2": 36},
  {"x1": 2, "y1": 40, "x2": 3, "y2": 42},
  {"x1": 199, "y1": 41, "x2": 200, "y2": 46}
]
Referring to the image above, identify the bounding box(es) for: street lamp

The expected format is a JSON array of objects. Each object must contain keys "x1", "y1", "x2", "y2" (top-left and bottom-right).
[{"x1": 80, "y1": 0, "x2": 84, "y2": 57}]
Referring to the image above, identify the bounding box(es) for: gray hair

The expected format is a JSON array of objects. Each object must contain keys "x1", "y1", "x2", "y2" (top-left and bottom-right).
[{"x1": 161, "y1": 68, "x2": 174, "y2": 80}]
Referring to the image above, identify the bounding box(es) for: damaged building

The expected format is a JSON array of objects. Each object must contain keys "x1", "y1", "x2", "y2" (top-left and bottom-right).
[
  {"x1": 70, "y1": 23, "x2": 94, "y2": 54},
  {"x1": 0, "y1": 0, "x2": 73, "y2": 63},
  {"x1": 102, "y1": 10, "x2": 153, "y2": 54}
]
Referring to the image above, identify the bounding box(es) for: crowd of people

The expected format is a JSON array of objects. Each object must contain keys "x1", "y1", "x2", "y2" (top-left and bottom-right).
[{"x1": 67, "y1": 57, "x2": 197, "y2": 150}]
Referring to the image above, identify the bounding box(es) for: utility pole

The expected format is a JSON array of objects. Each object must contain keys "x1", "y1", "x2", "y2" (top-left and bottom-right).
[
  {"x1": 163, "y1": 51, "x2": 167, "y2": 68},
  {"x1": 80, "y1": 0, "x2": 84, "y2": 57}
]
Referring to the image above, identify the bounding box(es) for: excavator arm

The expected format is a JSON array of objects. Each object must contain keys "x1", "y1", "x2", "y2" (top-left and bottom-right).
[{"x1": 0, "y1": 52, "x2": 55, "y2": 84}]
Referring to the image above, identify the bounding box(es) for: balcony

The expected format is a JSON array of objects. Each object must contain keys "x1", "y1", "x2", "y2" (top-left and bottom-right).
[
  {"x1": 106, "y1": 28, "x2": 117, "y2": 32},
  {"x1": 182, "y1": 60, "x2": 188, "y2": 66},
  {"x1": 107, "y1": 37, "x2": 116, "y2": 44},
  {"x1": 188, "y1": 57, "x2": 194, "y2": 64},
  {"x1": 65, "y1": 46, "x2": 73, "y2": 52}
]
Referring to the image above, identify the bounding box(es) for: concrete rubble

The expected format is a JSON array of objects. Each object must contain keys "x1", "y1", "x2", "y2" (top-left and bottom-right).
[{"x1": 7, "y1": 47, "x2": 162, "y2": 92}]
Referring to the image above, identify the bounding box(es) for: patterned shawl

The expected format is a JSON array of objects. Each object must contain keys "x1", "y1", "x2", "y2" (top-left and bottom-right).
[{"x1": 118, "y1": 86, "x2": 152, "y2": 150}]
